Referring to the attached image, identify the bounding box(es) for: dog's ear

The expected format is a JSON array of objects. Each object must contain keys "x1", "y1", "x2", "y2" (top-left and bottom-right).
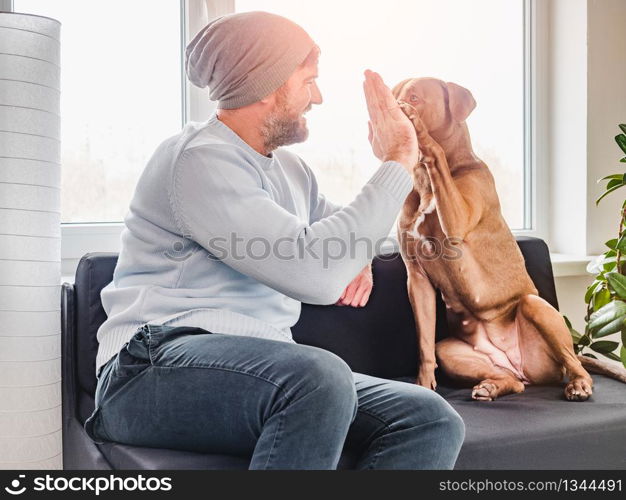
[
  {"x1": 391, "y1": 78, "x2": 413, "y2": 100},
  {"x1": 446, "y1": 82, "x2": 476, "y2": 122}
]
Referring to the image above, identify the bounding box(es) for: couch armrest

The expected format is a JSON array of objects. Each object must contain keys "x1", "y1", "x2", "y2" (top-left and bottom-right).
[{"x1": 61, "y1": 283, "x2": 77, "y2": 450}]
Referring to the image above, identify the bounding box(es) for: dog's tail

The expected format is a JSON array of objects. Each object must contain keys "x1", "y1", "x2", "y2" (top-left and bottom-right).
[{"x1": 578, "y1": 354, "x2": 626, "y2": 383}]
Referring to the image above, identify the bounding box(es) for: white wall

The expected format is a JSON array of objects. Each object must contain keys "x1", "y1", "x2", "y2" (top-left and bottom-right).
[
  {"x1": 548, "y1": 0, "x2": 626, "y2": 256},
  {"x1": 548, "y1": 0, "x2": 588, "y2": 255},
  {"x1": 586, "y1": 0, "x2": 626, "y2": 255},
  {"x1": 555, "y1": 275, "x2": 594, "y2": 332},
  {"x1": 550, "y1": 0, "x2": 626, "y2": 362}
]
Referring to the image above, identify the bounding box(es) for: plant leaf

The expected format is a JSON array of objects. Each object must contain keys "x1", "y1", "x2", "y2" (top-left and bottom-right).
[
  {"x1": 617, "y1": 235, "x2": 626, "y2": 252},
  {"x1": 585, "y1": 281, "x2": 602, "y2": 303},
  {"x1": 621, "y1": 346, "x2": 626, "y2": 369},
  {"x1": 605, "y1": 238, "x2": 618, "y2": 250},
  {"x1": 563, "y1": 315, "x2": 572, "y2": 328},
  {"x1": 603, "y1": 261, "x2": 617, "y2": 273},
  {"x1": 606, "y1": 272, "x2": 626, "y2": 299},
  {"x1": 599, "y1": 175, "x2": 624, "y2": 184},
  {"x1": 594, "y1": 317, "x2": 626, "y2": 338},
  {"x1": 588, "y1": 300, "x2": 626, "y2": 332},
  {"x1": 563, "y1": 315, "x2": 582, "y2": 343},
  {"x1": 596, "y1": 182, "x2": 626, "y2": 205},
  {"x1": 583, "y1": 352, "x2": 597, "y2": 359},
  {"x1": 593, "y1": 288, "x2": 611, "y2": 311},
  {"x1": 587, "y1": 255, "x2": 615, "y2": 274},
  {"x1": 604, "y1": 351, "x2": 621, "y2": 362},
  {"x1": 590, "y1": 340, "x2": 619, "y2": 354},
  {"x1": 620, "y1": 124, "x2": 626, "y2": 135},
  {"x1": 617, "y1": 134, "x2": 626, "y2": 155},
  {"x1": 621, "y1": 157, "x2": 626, "y2": 163}
]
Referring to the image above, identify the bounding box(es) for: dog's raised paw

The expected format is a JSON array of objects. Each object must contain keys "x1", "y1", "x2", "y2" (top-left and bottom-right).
[
  {"x1": 471, "y1": 381, "x2": 497, "y2": 401},
  {"x1": 564, "y1": 377, "x2": 593, "y2": 402}
]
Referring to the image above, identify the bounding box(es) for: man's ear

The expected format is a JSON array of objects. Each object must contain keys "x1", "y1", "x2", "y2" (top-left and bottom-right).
[{"x1": 446, "y1": 82, "x2": 476, "y2": 122}]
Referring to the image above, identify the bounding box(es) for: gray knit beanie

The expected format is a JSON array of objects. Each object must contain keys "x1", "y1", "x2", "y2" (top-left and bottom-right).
[{"x1": 185, "y1": 11, "x2": 316, "y2": 109}]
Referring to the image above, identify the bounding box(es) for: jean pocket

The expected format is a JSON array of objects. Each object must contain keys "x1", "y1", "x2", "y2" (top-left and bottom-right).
[
  {"x1": 109, "y1": 326, "x2": 152, "y2": 378},
  {"x1": 113, "y1": 343, "x2": 152, "y2": 380}
]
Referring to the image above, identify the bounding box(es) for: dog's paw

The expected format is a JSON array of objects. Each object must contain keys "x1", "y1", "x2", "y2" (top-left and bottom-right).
[
  {"x1": 564, "y1": 376, "x2": 593, "y2": 401},
  {"x1": 471, "y1": 381, "x2": 498, "y2": 401},
  {"x1": 397, "y1": 100, "x2": 417, "y2": 119}
]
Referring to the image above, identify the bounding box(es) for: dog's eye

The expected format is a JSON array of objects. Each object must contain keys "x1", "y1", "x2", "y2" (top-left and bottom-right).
[{"x1": 409, "y1": 94, "x2": 420, "y2": 103}]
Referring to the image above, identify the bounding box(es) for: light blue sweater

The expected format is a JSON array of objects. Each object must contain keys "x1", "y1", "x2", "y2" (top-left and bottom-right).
[{"x1": 94, "y1": 113, "x2": 414, "y2": 377}]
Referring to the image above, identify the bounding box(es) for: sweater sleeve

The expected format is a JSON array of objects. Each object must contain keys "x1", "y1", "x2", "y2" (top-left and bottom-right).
[
  {"x1": 311, "y1": 192, "x2": 343, "y2": 224},
  {"x1": 300, "y1": 159, "x2": 344, "y2": 223},
  {"x1": 309, "y1": 177, "x2": 344, "y2": 224},
  {"x1": 171, "y1": 145, "x2": 413, "y2": 305}
]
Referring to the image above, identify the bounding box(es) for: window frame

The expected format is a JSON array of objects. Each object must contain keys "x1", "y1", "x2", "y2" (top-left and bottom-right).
[
  {"x1": 39, "y1": 0, "x2": 544, "y2": 276},
  {"x1": 56, "y1": 0, "x2": 226, "y2": 276},
  {"x1": 517, "y1": 0, "x2": 549, "y2": 242}
]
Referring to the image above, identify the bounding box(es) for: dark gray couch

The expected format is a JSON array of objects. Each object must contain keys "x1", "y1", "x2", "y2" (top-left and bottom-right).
[{"x1": 61, "y1": 236, "x2": 626, "y2": 469}]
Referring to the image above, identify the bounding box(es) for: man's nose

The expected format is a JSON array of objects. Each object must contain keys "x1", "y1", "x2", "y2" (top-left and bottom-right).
[{"x1": 311, "y1": 81, "x2": 323, "y2": 105}]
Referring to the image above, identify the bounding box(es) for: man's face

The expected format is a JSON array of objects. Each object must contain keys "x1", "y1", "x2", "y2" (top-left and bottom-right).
[{"x1": 261, "y1": 57, "x2": 322, "y2": 152}]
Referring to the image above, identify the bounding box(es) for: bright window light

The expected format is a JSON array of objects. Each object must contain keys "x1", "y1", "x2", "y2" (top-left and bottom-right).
[
  {"x1": 236, "y1": 0, "x2": 526, "y2": 229},
  {"x1": 14, "y1": 0, "x2": 526, "y2": 230},
  {"x1": 13, "y1": 0, "x2": 183, "y2": 223}
]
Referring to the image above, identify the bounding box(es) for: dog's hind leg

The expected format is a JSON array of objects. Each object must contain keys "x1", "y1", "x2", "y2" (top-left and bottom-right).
[
  {"x1": 436, "y1": 337, "x2": 525, "y2": 401},
  {"x1": 516, "y1": 294, "x2": 593, "y2": 401}
]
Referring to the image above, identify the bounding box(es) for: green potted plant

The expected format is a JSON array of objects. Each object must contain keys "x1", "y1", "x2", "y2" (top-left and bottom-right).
[{"x1": 566, "y1": 124, "x2": 626, "y2": 369}]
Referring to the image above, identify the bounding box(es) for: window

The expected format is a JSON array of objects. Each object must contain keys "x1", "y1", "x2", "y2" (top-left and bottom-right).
[
  {"x1": 13, "y1": 0, "x2": 183, "y2": 223},
  {"x1": 234, "y1": 0, "x2": 528, "y2": 229},
  {"x1": 11, "y1": 0, "x2": 535, "y2": 273}
]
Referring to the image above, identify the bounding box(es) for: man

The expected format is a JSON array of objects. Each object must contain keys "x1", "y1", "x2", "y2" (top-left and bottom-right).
[{"x1": 85, "y1": 11, "x2": 465, "y2": 469}]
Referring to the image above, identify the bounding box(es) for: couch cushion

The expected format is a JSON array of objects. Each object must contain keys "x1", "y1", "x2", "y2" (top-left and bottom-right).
[
  {"x1": 82, "y1": 374, "x2": 626, "y2": 470},
  {"x1": 73, "y1": 237, "x2": 558, "y2": 395},
  {"x1": 293, "y1": 253, "x2": 420, "y2": 379},
  {"x1": 516, "y1": 236, "x2": 559, "y2": 310},
  {"x1": 293, "y1": 236, "x2": 559, "y2": 378},
  {"x1": 74, "y1": 253, "x2": 119, "y2": 396},
  {"x1": 438, "y1": 374, "x2": 626, "y2": 469},
  {"x1": 96, "y1": 442, "x2": 250, "y2": 470},
  {"x1": 95, "y1": 441, "x2": 359, "y2": 470},
  {"x1": 80, "y1": 387, "x2": 359, "y2": 470}
]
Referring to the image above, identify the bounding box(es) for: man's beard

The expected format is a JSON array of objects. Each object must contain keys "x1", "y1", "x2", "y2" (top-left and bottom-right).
[{"x1": 260, "y1": 89, "x2": 309, "y2": 154}]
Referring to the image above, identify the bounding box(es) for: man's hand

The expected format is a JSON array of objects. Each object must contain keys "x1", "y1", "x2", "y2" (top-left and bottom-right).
[
  {"x1": 363, "y1": 69, "x2": 419, "y2": 172},
  {"x1": 335, "y1": 262, "x2": 373, "y2": 307},
  {"x1": 416, "y1": 364, "x2": 438, "y2": 391}
]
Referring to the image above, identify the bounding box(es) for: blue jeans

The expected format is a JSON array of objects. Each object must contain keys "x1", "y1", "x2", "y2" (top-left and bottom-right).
[{"x1": 84, "y1": 324, "x2": 465, "y2": 469}]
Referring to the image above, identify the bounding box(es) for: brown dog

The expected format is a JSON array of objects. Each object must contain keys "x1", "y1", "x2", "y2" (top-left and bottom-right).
[{"x1": 392, "y1": 77, "x2": 625, "y2": 402}]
